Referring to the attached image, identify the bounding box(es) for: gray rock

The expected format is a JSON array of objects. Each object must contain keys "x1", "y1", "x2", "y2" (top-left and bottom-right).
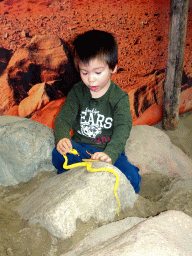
[
  {"x1": 62, "y1": 210, "x2": 192, "y2": 256},
  {"x1": 125, "y1": 125, "x2": 192, "y2": 177},
  {"x1": 0, "y1": 115, "x2": 27, "y2": 125},
  {"x1": 0, "y1": 116, "x2": 56, "y2": 186},
  {"x1": 159, "y1": 174, "x2": 192, "y2": 216},
  {"x1": 18, "y1": 161, "x2": 138, "y2": 239},
  {"x1": 2, "y1": 119, "x2": 192, "y2": 249}
]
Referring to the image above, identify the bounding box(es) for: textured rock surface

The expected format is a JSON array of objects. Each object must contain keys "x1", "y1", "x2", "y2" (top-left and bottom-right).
[
  {"x1": 0, "y1": 116, "x2": 192, "y2": 254},
  {"x1": 18, "y1": 82, "x2": 50, "y2": 117},
  {"x1": 125, "y1": 125, "x2": 192, "y2": 177},
  {"x1": 1, "y1": 34, "x2": 79, "y2": 125},
  {"x1": 0, "y1": 0, "x2": 191, "y2": 126},
  {"x1": 158, "y1": 174, "x2": 192, "y2": 216},
  {"x1": 62, "y1": 210, "x2": 192, "y2": 256},
  {"x1": 6, "y1": 34, "x2": 77, "y2": 103},
  {"x1": 30, "y1": 98, "x2": 66, "y2": 129},
  {"x1": 0, "y1": 47, "x2": 12, "y2": 76},
  {"x1": 4, "y1": 82, "x2": 66, "y2": 129},
  {"x1": 0, "y1": 116, "x2": 56, "y2": 186},
  {"x1": 18, "y1": 161, "x2": 137, "y2": 239},
  {"x1": 7, "y1": 35, "x2": 65, "y2": 85},
  {"x1": 0, "y1": 71, "x2": 15, "y2": 115}
]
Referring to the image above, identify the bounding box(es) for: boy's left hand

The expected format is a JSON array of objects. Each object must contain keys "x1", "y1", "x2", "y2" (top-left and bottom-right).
[{"x1": 91, "y1": 152, "x2": 112, "y2": 164}]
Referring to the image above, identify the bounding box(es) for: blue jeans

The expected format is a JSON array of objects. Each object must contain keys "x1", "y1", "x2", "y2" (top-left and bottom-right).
[{"x1": 52, "y1": 141, "x2": 141, "y2": 193}]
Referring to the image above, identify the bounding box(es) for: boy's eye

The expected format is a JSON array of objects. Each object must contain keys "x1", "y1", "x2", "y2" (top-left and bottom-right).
[
  {"x1": 95, "y1": 72, "x2": 101, "y2": 75},
  {"x1": 81, "y1": 72, "x2": 87, "y2": 76}
]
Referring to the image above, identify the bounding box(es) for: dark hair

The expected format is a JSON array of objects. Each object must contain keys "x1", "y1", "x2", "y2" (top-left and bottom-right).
[{"x1": 73, "y1": 30, "x2": 118, "y2": 71}]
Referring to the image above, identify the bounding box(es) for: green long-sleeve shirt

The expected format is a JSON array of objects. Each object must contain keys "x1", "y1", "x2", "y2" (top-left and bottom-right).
[{"x1": 54, "y1": 80, "x2": 132, "y2": 164}]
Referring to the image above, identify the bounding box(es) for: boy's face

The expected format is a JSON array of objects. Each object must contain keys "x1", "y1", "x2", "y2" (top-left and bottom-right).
[{"x1": 79, "y1": 58, "x2": 117, "y2": 98}]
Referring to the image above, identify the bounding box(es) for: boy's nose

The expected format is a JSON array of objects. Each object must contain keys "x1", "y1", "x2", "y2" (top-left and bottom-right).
[{"x1": 88, "y1": 74, "x2": 96, "y2": 82}]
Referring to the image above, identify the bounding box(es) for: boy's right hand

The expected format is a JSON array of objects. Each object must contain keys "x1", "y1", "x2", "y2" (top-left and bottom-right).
[{"x1": 56, "y1": 138, "x2": 72, "y2": 155}]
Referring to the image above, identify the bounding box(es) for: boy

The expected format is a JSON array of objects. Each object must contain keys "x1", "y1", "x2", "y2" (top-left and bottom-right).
[{"x1": 52, "y1": 30, "x2": 141, "y2": 193}]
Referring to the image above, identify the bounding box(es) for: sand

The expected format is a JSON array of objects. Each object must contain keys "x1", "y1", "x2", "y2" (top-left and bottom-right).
[
  {"x1": 0, "y1": 112, "x2": 192, "y2": 255},
  {"x1": 154, "y1": 110, "x2": 192, "y2": 160}
]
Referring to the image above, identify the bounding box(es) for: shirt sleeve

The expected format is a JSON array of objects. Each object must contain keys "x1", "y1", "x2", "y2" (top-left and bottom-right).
[
  {"x1": 103, "y1": 93, "x2": 132, "y2": 164},
  {"x1": 54, "y1": 87, "x2": 79, "y2": 146}
]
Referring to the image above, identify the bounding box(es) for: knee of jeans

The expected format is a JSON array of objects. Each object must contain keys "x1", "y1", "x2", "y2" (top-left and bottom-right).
[
  {"x1": 134, "y1": 172, "x2": 141, "y2": 193},
  {"x1": 52, "y1": 147, "x2": 62, "y2": 157},
  {"x1": 71, "y1": 140, "x2": 79, "y2": 149},
  {"x1": 52, "y1": 147, "x2": 64, "y2": 168},
  {"x1": 57, "y1": 168, "x2": 68, "y2": 175},
  {"x1": 135, "y1": 179, "x2": 141, "y2": 193}
]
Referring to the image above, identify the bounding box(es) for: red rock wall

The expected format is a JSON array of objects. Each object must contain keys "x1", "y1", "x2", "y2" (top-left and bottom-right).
[{"x1": 0, "y1": 0, "x2": 191, "y2": 129}]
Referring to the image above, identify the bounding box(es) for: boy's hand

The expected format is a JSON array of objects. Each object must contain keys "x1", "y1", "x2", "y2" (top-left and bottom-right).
[
  {"x1": 91, "y1": 152, "x2": 112, "y2": 164},
  {"x1": 57, "y1": 138, "x2": 72, "y2": 155}
]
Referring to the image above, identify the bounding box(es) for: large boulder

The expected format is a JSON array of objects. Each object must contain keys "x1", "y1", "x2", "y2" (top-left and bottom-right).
[
  {"x1": 62, "y1": 210, "x2": 192, "y2": 256},
  {"x1": 0, "y1": 116, "x2": 56, "y2": 186},
  {"x1": 18, "y1": 161, "x2": 138, "y2": 239},
  {"x1": 0, "y1": 47, "x2": 13, "y2": 76},
  {"x1": 0, "y1": 50, "x2": 14, "y2": 114},
  {"x1": 6, "y1": 34, "x2": 79, "y2": 103},
  {"x1": 1, "y1": 120, "x2": 191, "y2": 186},
  {"x1": 0, "y1": 71, "x2": 15, "y2": 115},
  {"x1": 158, "y1": 173, "x2": 192, "y2": 216},
  {"x1": 125, "y1": 125, "x2": 192, "y2": 177}
]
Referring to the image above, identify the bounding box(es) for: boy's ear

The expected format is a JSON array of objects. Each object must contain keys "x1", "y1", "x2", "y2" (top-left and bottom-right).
[{"x1": 111, "y1": 65, "x2": 117, "y2": 74}]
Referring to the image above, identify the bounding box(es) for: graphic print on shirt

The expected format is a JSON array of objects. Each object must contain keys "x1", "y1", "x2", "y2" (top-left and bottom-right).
[{"x1": 77, "y1": 107, "x2": 113, "y2": 138}]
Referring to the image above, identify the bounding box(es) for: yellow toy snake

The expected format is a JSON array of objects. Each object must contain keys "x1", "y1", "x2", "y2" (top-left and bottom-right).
[{"x1": 63, "y1": 149, "x2": 121, "y2": 216}]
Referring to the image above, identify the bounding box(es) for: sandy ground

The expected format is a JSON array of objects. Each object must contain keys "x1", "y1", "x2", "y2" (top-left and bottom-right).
[
  {"x1": 0, "y1": 112, "x2": 191, "y2": 255},
  {"x1": 154, "y1": 110, "x2": 192, "y2": 160}
]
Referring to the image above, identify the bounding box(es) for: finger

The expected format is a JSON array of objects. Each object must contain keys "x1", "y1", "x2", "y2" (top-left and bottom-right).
[
  {"x1": 97, "y1": 153, "x2": 112, "y2": 163},
  {"x1": 57, "y1": 146, "x2": 64, "y2": 155},
  {"x1": 59, "y1": 145, "x2": 66, "y2": 155},
  {"x1": 91, "y1": 152, "x2": 100, "y2": 160},
  {"x1": 56, "y1": 144, "x2": 62, "y2": 155},
  {"x1": 60, "y1": 139, "x2": 72, "y2": 153},
  {"x1": 66, "y1": 139, "x2": 72, "y2": 151},
  {"x1": 64, "y1": 144, "x2": 71, "y2": 153},
  {"x1": 57, "y1": 142, "x2": 67, "y2": 155},
  {"x1": 93, "y1": 153, "x2": 105, "y2": 162},
  {"x1": 105, "y1": 158, "x2": 112, "y2": 164},
  {"x1": 59, "y1": 141, "x2": 66, "y2": 153},
  {"x1": 100, "y1": 154, "x2": 107, "y2": 161},
  {"x1": 101, "y1": 156, "x2": 111, "y2": 163},
  {"x1": 91, "y1": 153, "x2": 96, "y2": 160}
]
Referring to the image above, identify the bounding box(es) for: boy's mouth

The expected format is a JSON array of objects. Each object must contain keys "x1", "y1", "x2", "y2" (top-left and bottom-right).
[{"x1": 90, "y1": 86, "x2": 98, "y2": 91}]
